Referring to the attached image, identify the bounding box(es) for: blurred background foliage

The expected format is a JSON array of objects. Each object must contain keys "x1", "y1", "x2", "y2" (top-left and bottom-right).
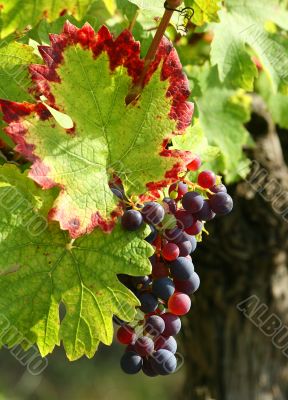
[{"x1": 0, "y1": 0, "x2": 287, "y2": 399}]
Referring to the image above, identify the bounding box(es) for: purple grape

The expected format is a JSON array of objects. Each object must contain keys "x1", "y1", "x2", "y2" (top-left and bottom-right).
[
  {"x1": 145, "y1": 224, "x2": 158, "y2": 243},
  {"x1": 151, "y1": 349, "x2": 177, "y2": 375},
  {"x1": 161, "y1": 313, "x2": 181, "y2": 336},
  {"x1": 209, "y1": 192, "x2": 233, "y2": 215},
  {"x1": 135, "y1": 336, "x2": 154, "y2": 356},
  {"x1": 120, "y1": 351, "x2": 143, "y2": 374},
  {"x1": 164, "y1": 227, "x2": 185, "y2": 243},
  {"x1": 209, "y1": 183, "x2": 227, "y2": 195},
  {"x1": 138, "y1": 292, "x2": 158, "y2": 313},
  {"x1": 121, "y1": 210, "x2": 143, "y2": 231},
  {"x1": 194, "y1": 200, "x2": 215, "y2": 221},
  {"x1": 152, "y1": 277, "x2": 175, "y2": 301},
  {"x1": 182, "y1": 191, "x2": 204, "y2": 213},
  {"x1": 178, "y1": 240, "x2": 192, "y2": 257},
  {"x1": 169, "y1": 257, "x2": 194, "y2": 280},
  {"x1": 142, "y1": 357, "x2": 159, "y2": 377},
  {"x1": 142, "y1": 202, "x2": 165, "y2": 225},
  {"x1": 154, "y1": 336, "x2": 177, "y2": 354},
  {"x1": 175, "y1": 210, "x2": 194, "y2": 229},
  {"x1": 174, "y1": 272, "x2": 200, "y2": 295},
  {"x1": 163, "y1": 197, "x2": 177, "y2": 214},
  {"x1": 145, "y1": 315, "x2": 165, "y2": 336}
]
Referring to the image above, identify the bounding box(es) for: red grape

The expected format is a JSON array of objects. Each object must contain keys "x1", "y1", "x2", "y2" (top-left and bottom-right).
[
  {"x1": 117, "y1": 325, "x2": 135, "y2": 345},
  {"x1": 197, "y1": 170, "x2": 216, "y2": 189},
  {"x1": 168, "y1": 292, "x2": 191, "y2": 315},
  {"x1": 162, "y1": 243, "x2": 180, "y2": 261},
  {"x1": 187, "y1": 155, "x2": 201, "y2": 171}
]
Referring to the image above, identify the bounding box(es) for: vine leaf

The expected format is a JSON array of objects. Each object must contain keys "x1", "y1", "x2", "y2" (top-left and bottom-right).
[
  {"x1": 184, "y1": 0, "x2": 221, "y2": 26},
  {"x1": 0, "y1": 41, "x2": 39, "y2": 147},
  {"x1": 0, "y1": 21, "x2": 193, "y2": 238},
  {"x1": 0, "y1": 0, "x2": 94, "y2": 38},
  {"x1": 211, "y1": 0, "x2": 288, "y2": 92},
  {"x1": 0, "y1": 164, "x2": 153, "y2": 360}
]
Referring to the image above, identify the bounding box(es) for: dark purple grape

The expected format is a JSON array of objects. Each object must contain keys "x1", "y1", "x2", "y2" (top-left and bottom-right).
[
  {"x1": 161, "y1": 313, "x2": 181, "y2": 336},
  {"x1": 163, "y1": 197, "x2": 177, "y2": 214},
  {"x1": 178, "y1": 240, "x2": 192, "y2": 257},
  {"x1": 135, "y1": 336, "x2": 154, "y2": 356},
  {"x1": 141, "y1": 202, "x2": 165, "y2": 225},
  {"x1": 132, "y1": 276, "x2": 150, "y2": 287},
  {"x1": 145, "y1": 224, "x2": 158, "y2": 243},
  {"x1": 121, "y1": 210, "x2": 143, "y2": 231},
  {"x1": 145, "y1": 315, "x2": 165, "y2": 336},
  {"x1": 209, "y1": 184, "x2": 227, "y2": 195},
  {"x1": 151, "y1": 349, "x2": 177, "y2": 375},
  {"x1": 152, "y1": 277, "x2": 175, "y2": 301},
  {"x1": 164, "y1": 227, "x2": 185, "y2": 243},
  {"x1": 183, "y1": 233, "x2": 197, "y2": 253},
  {"x1": 154, "y1": 336, "x2": 177, "y2": 354},
  {"x1": 194, "y1": 200, "x2": 215, "y2": 221},
  {"x1": 185, "y1": 220, "x2": 203, "y2": 235},
  {"x1": 111, "y1": 187, "x2": 124, "y2": 199},
  {"x1": 182, "y1": 191, "x2": 204, "y2": 213},
  {"x1": 209, "y1": 192, "x2": 233, "y2": 215},
  {"x1": 138, "y1": 292, "x2": 158, "y2": 313},
  {"x1": 142, "y1": 357, "x2": 159, "y2": 377},
  {"x1": 169, "y1": 257, "x2": 194, "y2": 280},
  {"x1": 174, "y1": 272, "x2": 200, "y2": 295},
  {"x1": 175, "y1": 210, "x2": 194, "y2": 229},
  {"x1": 120, "y1": 351, "x2": 143, "y2": 374}
]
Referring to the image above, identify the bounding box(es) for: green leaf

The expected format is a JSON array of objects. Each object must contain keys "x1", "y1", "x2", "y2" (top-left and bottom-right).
[
  {"x1": 211, "y1": 0, "x2": 288, "y2": 92},
  {"x1": 257, "y1": 71, "x2": 288, "y2": 130},
  {"x1": 0, "y1": 164, "x2": 153, "y2": 360},
  {"x1": 0, "y1": 0, "x2": 95, "y2": 38},
  {"x1": 172, "y1": 120, "x2": 220, "y2": 166},
  {"x1": 185, "y1": 0, "x2": 221, "y2": 26},
  {"x1": 0, "y1": 23, "x2": 193, "y2": 238},
  {"x1": 0, "y1": 41, "x2": 39, "y2": 147},
  {"x1": 182, "y1": 66, "x2": 252, "y2": 181}
]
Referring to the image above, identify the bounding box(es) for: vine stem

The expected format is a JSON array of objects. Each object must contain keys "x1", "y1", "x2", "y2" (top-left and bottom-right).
[
  {"x1": 128, "y1": 8, "x2": 140, "y2": 33},
  {"x1": 126, "y1": 0, "x2": 183, "y2": 104}
]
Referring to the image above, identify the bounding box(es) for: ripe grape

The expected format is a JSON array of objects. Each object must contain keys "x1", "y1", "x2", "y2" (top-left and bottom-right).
[
  {"x1": 121, "y1": 210, "x2": 143, "y2": 231},
  {"x1": 209, "y1": 183, "x2": 227, "y2": 195},
  {"x1": 145, "y1": 315, "x2": 165, "y2": 336},
  {"x1": 111, "y1": 187, "x2": 124, "y2": 199},
  {"x1": 120, "y1": 351, "x2": 143, "y2": 374},
  {"x1": 154, "y1": 336, "x2": 177, "y2": 354},
  {"x1": 175, "y1": 210, "x2": 194, "y2": 229},
  {"x1": 197, "y1": 170, "x2": 216, "y2": 189},
  {"x1": 138, "y1": 292, "x2": 158, "y2": 313},
  {"x1": 151, "y1": 349, "x2": 177, "y2": 375},
  {"x1": 152, "y1": 277, "x2": 175, "y2": 301},
  {"x1": 132, "y1": 276, "x2": 150, "y2": 287},
  {"x1": 169, "y1": 181, "x2": 188, "y2": 200},
  {"x1": 178, "y1": 240, "x2": 192, "y2": 257},
  {"x1": 182, "y1": 191, "x2": 204, "y2": 213},
  {"x1": 209, "y1": 192, "x2": 233, "y2": 215},
  {"x1": 163, "y1": 197, "x2": 177, "y2": 214},
  {"x1": 185, "y1": 220, "x2": 203, "y2": 235},
  {"x1": 168, "y1": 292, "x2": 191, "y2": 315},
  {"x1": 162, "y1": 243, "x2": 180, "y2": 261},
  {"x1": 142, "y1": 357, "x2": 159, "y2": 377},
  {"x1": 135, "y1": 336, "x2": 154, "y2": 356},
  {"x1": 142, "y1": 202, "x2": 165, "y2": 225},
  {"x1": 161, "y1": 313, "x2": 181, "y2": 336},
  {"x1": 169, "y1": 257, "x2": 194, "y2": 280},
  {"x1": 145, "y1": 224, "x2": 158, "y2": 243},
  {"x1": 164, "y1": 227, "x2": 185, "y2": 243},
  {"x1": 183, "y1": 233, "x2": 197, "y2": 253},
  {"x1": 187, "y1": 155, "x2": 201, "y2": 171},
  {"x1": 117, "y1": 325, "x2": 135, "y2": 345},
  {"x1": 152, "y1": 262, "x2": 169, "y2": 278},
  {"x1": 174, "y1": 272, "x2": 200, "y2": 295},
  {"x1": 194, "y1": 200, "x2": 215, "y2": 221}
]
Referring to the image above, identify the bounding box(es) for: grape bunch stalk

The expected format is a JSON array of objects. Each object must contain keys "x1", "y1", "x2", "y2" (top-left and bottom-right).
[{"x1": 113, "y1": 156, "x2": 233, "y2": 376}]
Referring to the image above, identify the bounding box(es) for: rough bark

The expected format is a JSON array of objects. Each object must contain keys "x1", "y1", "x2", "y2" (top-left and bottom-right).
[{"x1": 181, "y1": 96, "x2": 288, "y2": 400}]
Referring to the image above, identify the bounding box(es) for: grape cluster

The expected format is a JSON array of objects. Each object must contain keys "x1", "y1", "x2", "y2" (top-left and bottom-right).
[{"x1": 115, "y1": 158, "x2": 233, "y2": 376}]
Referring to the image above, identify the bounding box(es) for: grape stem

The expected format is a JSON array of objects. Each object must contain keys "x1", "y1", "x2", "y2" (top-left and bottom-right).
[
  {"x1": 126, "y1": 0, "x2": 183, "y2": 104},
  {"x1": 128, "y1": 8, "x2": 140, "y2": 33}
]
